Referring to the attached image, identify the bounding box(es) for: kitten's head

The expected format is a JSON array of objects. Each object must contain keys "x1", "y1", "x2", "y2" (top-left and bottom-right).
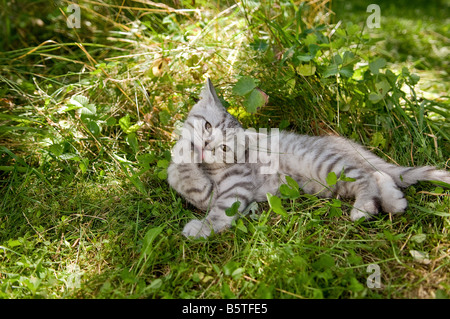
[{"x1": 181, "y1": 79, "x2": 245, "y2": 165}]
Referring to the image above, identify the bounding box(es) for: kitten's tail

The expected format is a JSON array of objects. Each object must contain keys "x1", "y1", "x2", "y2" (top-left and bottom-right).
[{"x1": 383, "y1": 164, "x2": 450, "y2": 188}]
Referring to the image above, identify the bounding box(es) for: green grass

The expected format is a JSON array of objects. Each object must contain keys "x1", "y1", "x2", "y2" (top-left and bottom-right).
[{"x1": 0, "y1": 0, "x2": 449, "y2": 299}]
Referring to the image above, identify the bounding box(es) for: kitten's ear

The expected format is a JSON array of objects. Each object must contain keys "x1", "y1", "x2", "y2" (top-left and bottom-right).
[{"x1": 200, "y1": 78, "x2": 223, "y2": 107}]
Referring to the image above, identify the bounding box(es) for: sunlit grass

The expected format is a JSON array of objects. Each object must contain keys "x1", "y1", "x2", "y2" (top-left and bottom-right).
[{"x1": 0, "y1": 0, "x2": 448, "y2": 299}]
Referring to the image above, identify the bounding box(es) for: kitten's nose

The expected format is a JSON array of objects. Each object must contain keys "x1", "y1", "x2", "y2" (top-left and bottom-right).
[{"x1": 204, "y1": 140, "x2": 212, "y2": 150}]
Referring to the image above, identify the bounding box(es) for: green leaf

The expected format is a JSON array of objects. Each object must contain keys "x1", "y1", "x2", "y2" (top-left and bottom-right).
[
  {"x1": 267, "y1": 193, "x2": 288, "y2": 217},
  {"x1": 370, "y1": 131, "x2": 386, "y2": 148},
  {"x1": 79, "y1": 158, "x2": 89, "y2": 174},
  {"x1": 401, "y1": 66, "x2": 410, "y2": 77},
  {"x1": 368, "y1": 92, "x2": 383, "y2": 103},
  {"x1": 409, "y1": 73, "x2": 420, "y2": 86},
  {"x1": 256, "y1": 283, "x2": 273, "y2": 299},
  {"x1": 411, "y1": 233, "x2": 427, "y2": 244},
  {"x1": 157, "y1": 159, "x2": 169, "y2": 168},
  {"x1": 112, "y1": 153, "x2": 133, "y2": 164},
  {"x1": 159, "y1": 109, "x2": 171, "y2": 125},
  {"x1": 157, "y1": 169, "x2": 167, "y2": 180},
  {"x1": 383, "y1": 230, "x2": 405, "y2": 241},
  {"x1": 409, "y1": 250, "x2": 431, "y2": 264},
  {"x1": 8, "y1": 239, "x2": 22, "y2": 248},
  {"x1": 86, "y1": 120, "x2": 100, "y2": 136},
  {"x1": 106, "y1": 117, "x2": 117, "y2": 126},
  {"x1": 385, "y1": 69, "x2": 398, "y2": 84},
  {"x1": 225, "y1": 200, "x2": 241, "y2": 217},
  {"x1": 140, "y1": 226, "x2": 164, "y2": 258},
  {"x1": 329, "y1": 199, "x2": 342, "y2": 207},
  {"x1": 235, "y1": 219, "x2": 247, "y2": 233},
  {"x1": 148, "y1": 278, "x2": 163, "y2": 290},
  {"x1": 296, "y1": 63, "x2": 316, "y2": 76},
  {"x1": 339, "y1": 65, "x2": 354, "y2": 78},
  {"x1": 369, "y1": 58, "x2": 387, "y2": 75},
  {"x1": 250, "y1": 40, "x2": 269, "y2": 51},
  {"x1": 126, "y1": 123, "x2": 142, "y2": 134},
  {"x1": 332, "y1": 54, "x2": 342, "y2": 65},
  {"x1": 295, "y1": 54, "x2": 314, "y2": 62},
  {"x1": 342, "y1": 51, "x2": 355, "y2": 64},
  {"x1": 375, "y1": 79, "x2": 391, "y2": 97},
  {"x1": 280, "y1": 176, "x2": 300, "y2": 199},
  {"x1": 79, "y1": 162, "x2": 87, "y2": 174},
  {"x1": 79, "y1": 104, "x2": 97, "y2": 117},
  {"x1": 279, "y1": 119, "x2": 290, "y2": 130},
  {"x1": 130, "y1": 174, "x2": 147, "y2": 192},
  {"x1": 137, "y1": 153, "x2": 156, "y2": 168},
  {"x1": 221, "y1": 282, "x2": 236, "y2": 299},
  {"x1": 326, "y1": 171, "x2": 337, "y2": 186},
  {"x1": 285, "y1": 176, "x2": 299, "y2": 190},
  {"x1": 348, "y1": 277, "x2": 365, "y2": 293},
  {"x1": 280, "y1": 184, "x2": 299, "y2": 199},
  {"x1": 232, "y1": 76, "x2": 257, "y2": 96},
  {"x1": 346, "y1": 22, "x2": 360, "y2": 36},
  {"x1": 308, "y1": 43, "x2": 320, "y2": 56},
  {"x1": 59, "y1": 153, "x2": 80, "y2": 161},
  {"x1": 49, "y1": 144, "x2": 63, "y2": 156},
  {"x1": 223, "y1": 261, "x2": 238, "y2": 276},
  {"x1": 329, "y1": 206, "x2": 342, "y2": 218},
  {"x1": 231, "y1": 267, "x2": 245, "y2": 280},
  {"x1": 126, "y1": 133, "x2": 138, "y2": 153},
  {"x1": 322, "y1": 64, "x2": 338, "y2": 78},
  {"x1": 435, "y1": 289, "x2": 449, "y2": 299},
  {"x1": 119, "y1": 114, "x2": 131, "y2": 131},
  {"x1": 20, "y1": 81, "x2": 35, "y2": 93},
  {"x1": 339, "y1": 167, "x2": 356, "y2": 182},
  {"x1": 312, "y1": 254, "x2": 335, "y2": 270},
  {"x1": 69, "y1": 95, "x2": 89, "y2": 108},
  {"x1": 68, "y1": 96, "x2": 97, "y2": 118},
  {"x1": 243, "y1": 89, "x2": 265, "y2": 113},
  {"x1": 331, "y1": 37, "x2": 345, "y2": 50},
  {"x1": 303, "y1": 33, "x2": 317, "y2": 46}
]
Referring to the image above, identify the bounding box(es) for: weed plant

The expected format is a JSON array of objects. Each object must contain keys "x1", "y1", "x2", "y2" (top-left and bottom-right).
[{"x1": 0, "y1": 0, "x2": 449, "y2": 299}]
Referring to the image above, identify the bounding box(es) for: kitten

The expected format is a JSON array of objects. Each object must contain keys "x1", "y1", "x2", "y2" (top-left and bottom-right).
[{"x1": 167, "y1": 79, "x2": 450, "y2": 238}]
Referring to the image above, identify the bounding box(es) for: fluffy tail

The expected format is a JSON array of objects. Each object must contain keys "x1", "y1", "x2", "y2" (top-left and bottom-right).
[{"x1": 384, "y1": 165, "x2": 450, "y2": 188}]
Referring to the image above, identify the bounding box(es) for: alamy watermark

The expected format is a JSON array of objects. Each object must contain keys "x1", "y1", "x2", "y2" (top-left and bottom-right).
[
  {"x1": 67, "y1": 4, "x2": 81, "y2": 29},
  {"x1": 66, "y1": 263, "x2": 82, "y2": 289},
  {"x1": 366, "y1": 264, "x2": 381, "y2": 289},
  {"x1": 171, "y1": 122, "x2": 280, "y2": 174},
  {"x1": 366, "y1": 4, "x2": 381, "y2": 29}
]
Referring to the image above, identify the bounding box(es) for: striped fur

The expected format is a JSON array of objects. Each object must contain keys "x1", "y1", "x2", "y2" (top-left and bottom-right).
[{"x1": 168, "y1": 79, "x2": 450, "y2": 238}]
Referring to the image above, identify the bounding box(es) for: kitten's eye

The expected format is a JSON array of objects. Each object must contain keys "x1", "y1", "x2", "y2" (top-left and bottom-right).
[
  {"x1": 204, "y1": 121, "x2": 212, "y2": 132},
  {"x1": 221, "y1": 145, "x2": 229, "y2": 152}
]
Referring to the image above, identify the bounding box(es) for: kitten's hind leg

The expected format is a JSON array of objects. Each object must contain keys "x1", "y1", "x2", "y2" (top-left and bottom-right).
[
  {"x1": 374, "y1": 171, "x2": 408, "y2": 214},
  {"x1": 350, "y1": 196, "x2": 382, "y2": 221},
  {"x1": 349, "y1": 178, "x2": 382, "y2": 221},
  {"x1": 349, "y1": 171, "x2": 408, "y2": 221}
]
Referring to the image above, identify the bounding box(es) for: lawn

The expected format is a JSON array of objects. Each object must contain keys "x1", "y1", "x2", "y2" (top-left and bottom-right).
[{"x1": 0, "y1": 0, "x2": 449, "y2": 299}]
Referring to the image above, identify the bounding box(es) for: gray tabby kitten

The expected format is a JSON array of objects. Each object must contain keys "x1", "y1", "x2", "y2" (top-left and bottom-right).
[{"x1": 167, "y1": 79, "x2": 450, "y2": 238}]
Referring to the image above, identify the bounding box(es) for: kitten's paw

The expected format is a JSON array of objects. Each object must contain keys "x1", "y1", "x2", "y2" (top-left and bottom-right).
[
  {"x1": 350, "y1": 198, "x2": 380, "y2": 221},
  {"x1": 350, "y1": 208, "x2": 371, "y2": 221},
  {"x1": 182, "y1": 219, "x2": 212, "y2": 238},
  {"x1": 374, "y1": 171, "x2": 408, "y2": 214},
  {"x1": 380, "y1": 187, "x2": 407, "y2": 214},
  {"x1": 382, "y1": 193, "x2": 407, "y2": 214}
]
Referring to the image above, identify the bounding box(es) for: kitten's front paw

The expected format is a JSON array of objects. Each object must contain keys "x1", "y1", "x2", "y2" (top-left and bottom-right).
[{"x1": 182, "y1": 219, "x2": 213, "y2": 238}]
